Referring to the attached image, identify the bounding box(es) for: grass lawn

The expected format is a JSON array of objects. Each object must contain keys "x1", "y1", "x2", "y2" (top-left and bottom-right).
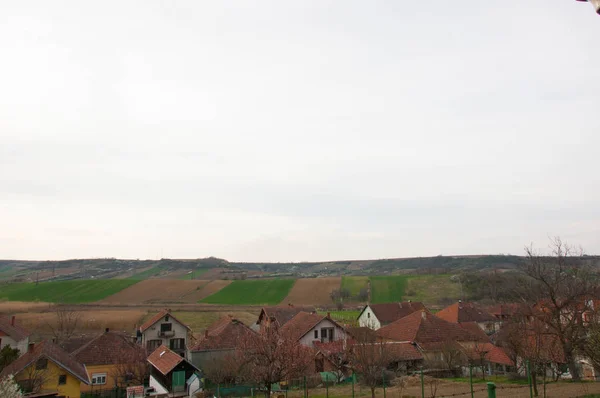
[
  {"x1": 341, "y1": 276, "x2": 369, "y2": 299},
  {"x1": 317, "y1": 310, "x2": 361, "y2": 326},
  {"x1": 200, "y1": 279, "x2": 296, "y2": 305},
  {"x1": 369, "y1": 275, "x2": 409, "y2": 304},
  {"x1": 447, "y1": 375, "x2": 530, "y2": 385},
  {"x1": 0, "y1": 279, "x2": 140, "y2": 303}
]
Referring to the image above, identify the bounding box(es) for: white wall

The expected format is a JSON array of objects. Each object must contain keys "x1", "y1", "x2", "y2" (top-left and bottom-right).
[
  {"x1": 149, "y1": 375, "x2": 169, "y2": 395},
  {"x1": 358, "y1": 306, "x2": 381, "y2": 330},
  {"x1": 0, "y1": 335, "x2": 29, "y2": 355},
  {"x1": 142, "y1": 315, "x2": 189, "y2": 356},
  {"x1": 299, "y1": 318, "x2": 347, "y2": 347}
]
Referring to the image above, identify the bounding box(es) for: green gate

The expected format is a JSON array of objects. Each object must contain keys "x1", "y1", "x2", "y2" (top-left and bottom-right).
[{"x1": 173, "y1": 371, "x2": 186, "y2": 392}]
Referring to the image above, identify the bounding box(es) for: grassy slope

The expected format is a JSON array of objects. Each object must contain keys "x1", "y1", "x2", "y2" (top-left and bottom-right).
[
  {"x1": 369, "y1": 275, "x2": 409, "y2": 304},
  {"x1": 317, "y1": 310, "x2": 361, "y2": 326},
  {"x1": 402, "y1": 274, "x2": 461, "y2": 304},
  {"x1": 0, "y1": 280, "x2": 140, "y2": 303},
  {"x1": 341, "y1": 276, "x2": 368, "y2": 296},
  {"x1": 176, "y1": 269, "x2": 208, "y2": 280},
  {"x1": 200, "y1": 279, "x2": 296, "y2": 305},
  {"x1": 128, "y1": 266, "x2": 163, "y2": 280}
]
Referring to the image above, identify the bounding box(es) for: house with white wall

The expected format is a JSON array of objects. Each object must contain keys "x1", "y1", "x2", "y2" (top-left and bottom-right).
[
  {"x1": 0, "y1": 315, "x2": 31, "y2": 354},
  {"x1": 281, "y1": 312, "x2": 348, "y2": 347},
  {"x1": 358, "y1": 302, "x2": 426, "y2": 330},
  {"x1": 139, "y1": 310, "x2": 191, "y2": 359}
]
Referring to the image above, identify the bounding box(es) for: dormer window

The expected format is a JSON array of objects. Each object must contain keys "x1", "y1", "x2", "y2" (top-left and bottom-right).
[{"x1": 165, "y1": 315, "x2": 170, "y2": 322}]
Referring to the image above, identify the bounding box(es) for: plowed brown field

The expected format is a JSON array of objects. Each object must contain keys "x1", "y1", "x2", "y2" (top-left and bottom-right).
[
  {"x1": 99, "y1": 280, "x2": 210, "y2": 304},
  {"x1": 183, "y1": 280, "x2": 233, "y2": 302},
  {"x1": 282, "y1": 277, "x2": 341, "y2": 306}
]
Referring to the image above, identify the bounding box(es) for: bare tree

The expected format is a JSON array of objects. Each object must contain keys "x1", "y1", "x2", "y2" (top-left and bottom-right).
[
  {"x1": 19, "y1": 359, "x2": 52, "y2": 394},
  {"x1": 0, "y1": 374, "x2": 23, "y2": 398},
  {"x1": 202, "y1": 353, "x2": 242, "y2": 396},
  {"x1": 236, "y1": 326, "x2": 312, "y2": 397},
  {"x1": 109, "y1": 346, "x2": 149, "y2": 388},
  {"x1": 47, "y1": 305, "x2": 81, "y2": 344},
  {"x1": 518, "y1": 237, "x2": 599, "y2": 381},
  {"x1": 349, "y1": 337, "x2": 394, "y2": 398}
]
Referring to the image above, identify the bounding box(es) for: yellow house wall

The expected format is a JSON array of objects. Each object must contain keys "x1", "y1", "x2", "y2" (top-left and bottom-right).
[
  {"x1": 14, "y1": 359, "x2": 82, "y2": 398},
  {"x1": 80, "y1": 364, "x2": 119, "y2": 392}
]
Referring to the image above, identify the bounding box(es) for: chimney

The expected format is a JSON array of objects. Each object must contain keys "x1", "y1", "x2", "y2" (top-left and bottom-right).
[
  {"x1": 204, "y1": 329, "x2": 209, "y2": 338},
  {"x1": 105, "y1": 328, "x2": 110, "y2": 333},
  {"x1": 327, "y1": 312, "x2": 330, "y2": 318},
  {"x1": 421, "y1": 311, "x2": 427, "y2": 320},
  {"x1": 11, "y1": 316, "x2": 15, "y2": 326}
]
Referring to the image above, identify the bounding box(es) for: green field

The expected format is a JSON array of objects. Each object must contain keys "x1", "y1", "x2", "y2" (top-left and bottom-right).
[
  {"x1": 200, "y1": 279, "x2": 295, "y2": 305},
  {"x1": 341, "y1": 276, "x2": 369, "y2": 299},
  {"x1": 369, "y1": 275, "x2": 409, "y2": 304},
  {"x1": 0, "y1": 279, "x2": 140, "y2": 303},
  {"x1": 317, "y1": 310, "x2": 361, "y2": 326},
  {"x1": 129, "y1": 266, "x2": 164, "y2": 280}
]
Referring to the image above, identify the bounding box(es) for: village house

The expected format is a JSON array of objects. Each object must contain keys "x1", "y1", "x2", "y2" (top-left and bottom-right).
[
  {"x1": 0, "y1": 315, "x2": 31, "y2": 354},
  {"x1": 281, "y1": 312, "x2": 348, "y2": 347},
  {"x1": 255, "y1": 305, "x2": 316, "y2": 332},
  {"x1": 138, "y1": 310, "x2": 191, "y2": 358},
  {"x1": 190, "y1": 316, "x2": 255, "y2": 369},
  {"x1": 436, "y1": 301, "x2": 501, "y2": 335},
  {"x1": 376, "y1": 309, "x2": 512, "y2": 375},
  {"x1": 147, "y1": 345, "x2": 200, "y2": 397},
  {"x1": 72, "y1": 329, "x2": 147, "y2": 393},
  {"x1": 357, "y1": 302, "x2": 425, "y2": 330},
  {"x1": 0, "y1": 340, "x2": 90, "y2": 398}
]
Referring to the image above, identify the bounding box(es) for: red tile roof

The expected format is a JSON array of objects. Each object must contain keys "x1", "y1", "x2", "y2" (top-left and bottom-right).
[
  {"x1": 376, "y1": 310, "x2": 489, "y2": 345},
  {"x1": 462, "y1": 342, "x2": 514, "y2": 366},
  {"x1": 147, "y1": 345, "x2": 184, "y2": 375},
  {"x1": 257, "y1": 306, "x2": 316, "y2": 328},
  {"x1": 0, "y1": 315, "x2": 31, "y2": 342},
  {"x1": 0, "y1": 340, "x2": 90, "y2": 384},
  {"x1": 73, "y1": 331, "x2": 146, "y2": 366},
  {"x1": 383, "y1": 342, "x2": 424, "y2": 361},
  {"x1": 192, "y1": 317, "x2": 255, "y2": 351},
  {"x1": 486, "y1": 303, "x2": 530, "y2": 319},
  {"x1": 363, "y1": 302, "x2": 426, "y2": 325},
  {"x1": 139, "y1": 310, "x2": 191, "y2": 332},
  {"x1": 280, "y1": 312, "x2": 325, "y2": 341},
  {"x1": 459, "y1": 322, "x2": 490, "y2": 341},
  {"x1": 436, "y1": 302, "x2": 497, "y2": 323}
]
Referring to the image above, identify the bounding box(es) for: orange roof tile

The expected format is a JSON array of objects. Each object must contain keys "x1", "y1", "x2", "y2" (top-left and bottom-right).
[
  {"x1": 147, "y1": 345, "x2": 184, "y2": 375},
  {"x1": 192, "y1": 317, "x2": 255, "y2": 351},
  {"x1": 376, "y1": 310, "x2": 489, "y2": 344},
  {"x1": 280, "y1": 312, "x2": 325, "y2": 341},
  {"x1": 437, "y1": 302, "x2": 497, "y2": 324},
  {"x1": 73, "y1": 331, "x2": 146, "y2": 366},
  {"x1": 362, "y1": 302, "x2": 426, "y2": 325},
  {"x1": 139, "y1": 310, "x2": 191, "y2": 332}
]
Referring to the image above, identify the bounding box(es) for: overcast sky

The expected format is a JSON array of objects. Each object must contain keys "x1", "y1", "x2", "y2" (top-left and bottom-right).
[{"x1": 1, "y1": 1, "x2": 599, "y2": 262}]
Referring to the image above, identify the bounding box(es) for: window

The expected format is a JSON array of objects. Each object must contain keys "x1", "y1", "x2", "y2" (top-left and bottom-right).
[
  {"x1": 367, "y1": 312, "x2": 371, "y2": 319},
  {"x1": 147, "y1": 339, "x2": 162, "y2": 352},
  {"x1": 320, "y1": 328, "x2": 334, "y2": 342},
  {"x1": 58, "y1": 375, "x2": 67, "y2": 385},
  {"x1": 314, "y1": 330, "x2": 318, "y2": 339},
  {"x1": 92, "y1": 373, "x2": 107, "y2": 385},
  {"x1": 35, "y1": 358, "x2": 48, "y2": 370},
  {"x1": 160, "y1": 323, "x2": 172, "y2": 332},
  {"x1": 169, "y1": 338, "x2": 185, "y2": 350}
]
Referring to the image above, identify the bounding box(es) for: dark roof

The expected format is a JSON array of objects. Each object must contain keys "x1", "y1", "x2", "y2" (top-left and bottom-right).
[
  {"x1": 384, "y1": 342, "x2": 424, "y2": 361},
  {"x1": 0, "y1": 340, "x2": 90, "y2": 384},
  {"x1": 59, "y1": 334, "x2": 99, "y2": 354},
  {"x1": 280, "y1": 312, "x2": 326, "y2": 341},
  {"x1": 139, "y1": 310, "x2": 191, "y2": 332},
  {"x1": 192, "y1": 317, "x2": 255, "y2": 351},
  {"x1": 0, "y1": 315, "x2": 31, "y2": 342},
  {"x1": 461, "y1": 342, "x2": 514, "y2": 366},
  {"x1": 258, "y1": 306, "x2": 316, "y2": 327},
  {"x1": 376, "y1": 310, "x2": 489, "y2": 345},
  {"x1": 73, "y1": 331, "x2": 146, "y2": 366},
  {"x1": 459, "y1": 322, "x2": 491, "y2": 341},
  {"x1": 362, "y1": 302, "x2": 426, "y2": 325},
  {"x1": 436, "y1": 302, "x2": 498, "y2": 324},
  {"x1": 486, "y1": 303, "x2": 531, "y2": 318}
]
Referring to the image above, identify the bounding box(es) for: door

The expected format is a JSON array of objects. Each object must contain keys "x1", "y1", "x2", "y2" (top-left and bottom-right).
[{"x1": 172, "y1": 370, "x2": 186, "y2": 392}]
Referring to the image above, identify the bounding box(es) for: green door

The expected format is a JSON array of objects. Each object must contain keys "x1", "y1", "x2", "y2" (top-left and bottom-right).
[{"x1": 173, "y1": 370, "x2": 186, "y2": 392}]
